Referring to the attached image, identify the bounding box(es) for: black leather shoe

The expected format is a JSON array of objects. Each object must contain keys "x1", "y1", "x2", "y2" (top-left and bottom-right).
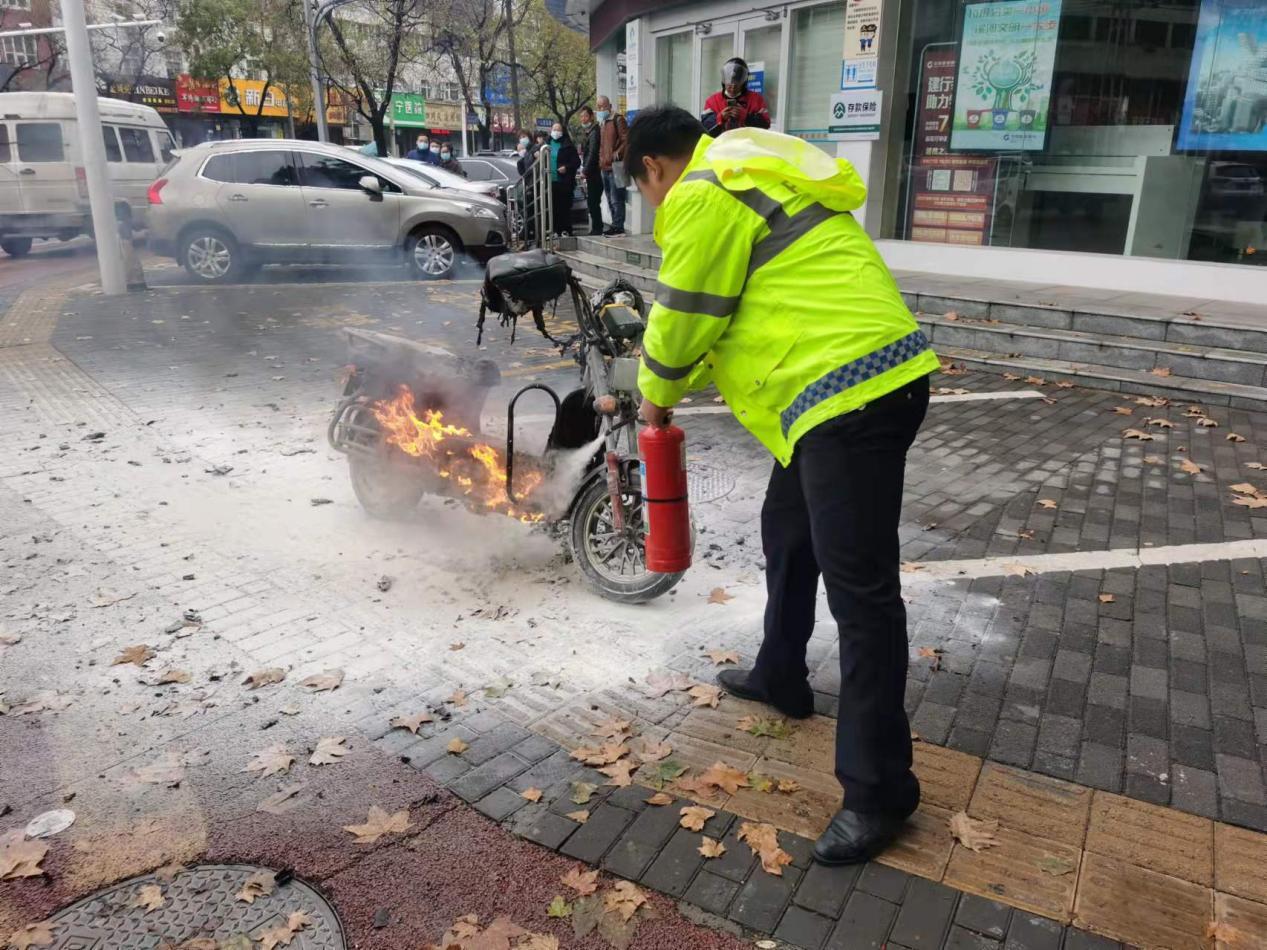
[
  {"x1": 812, "y1": 808, "x2": 907, "y2": 865},
  {"x1": 716, "y1": 668, "x2": 814, "y2": 720}
]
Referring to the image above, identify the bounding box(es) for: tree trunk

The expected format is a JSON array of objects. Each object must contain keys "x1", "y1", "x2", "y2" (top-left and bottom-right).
[{"x1": 371, "y1": 115, "x2": 388, "y2": 157}]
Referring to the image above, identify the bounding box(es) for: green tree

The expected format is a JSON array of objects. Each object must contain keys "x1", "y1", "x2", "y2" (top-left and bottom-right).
[
  {"x1": 177, "y1": 0, "x2": 308, "y2": 136},
  {"x1": 516, "y1": 0, "x2": 594, "y2": 132}
]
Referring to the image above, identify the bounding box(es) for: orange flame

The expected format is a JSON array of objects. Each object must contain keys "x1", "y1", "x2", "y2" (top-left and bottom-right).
[{"x1": 370, "y1": 385, "x2": 544, "y2": 522}]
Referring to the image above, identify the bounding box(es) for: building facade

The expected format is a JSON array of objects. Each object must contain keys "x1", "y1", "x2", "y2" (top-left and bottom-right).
[{"x1": 576, "y1": 0, "x2": 1267, "y2": 304}]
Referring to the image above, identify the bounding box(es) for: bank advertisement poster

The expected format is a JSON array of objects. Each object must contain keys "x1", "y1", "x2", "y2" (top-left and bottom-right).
[
  {"x1": 908, "y1": 155, "x2": 999, "y2": 245},
  {"x1": 914, "y1": 46, "x2": 959, "y2": 156},
  {"x1": 1176, "y1": 0, "x2": 1267, "y2": 152},
  {"x1": 949, "y1": 0, "x2": 1062, "y2": 151},
  {"x1": 841, "y1": 0, "x2": 883, "y2": 89}
]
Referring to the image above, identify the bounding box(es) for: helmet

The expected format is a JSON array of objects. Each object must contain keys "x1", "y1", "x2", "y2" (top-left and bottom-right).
[{"x1": 721, "y1": 57, "x2": 749, "y2": 91}]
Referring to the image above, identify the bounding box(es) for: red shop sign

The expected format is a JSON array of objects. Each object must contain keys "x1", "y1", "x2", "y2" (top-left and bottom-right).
[{"x1": 177, "y1": 74, "x2": 221, "y2": 114}]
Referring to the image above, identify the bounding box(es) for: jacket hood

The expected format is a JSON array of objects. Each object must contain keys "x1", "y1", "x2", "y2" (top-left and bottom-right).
[{"x1": 701, "y1": 128, "x2": 867, "y2": 212}]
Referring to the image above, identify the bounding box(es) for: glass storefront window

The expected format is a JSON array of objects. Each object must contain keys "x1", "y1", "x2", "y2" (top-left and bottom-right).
[
  {"x1": 888, "y1": 0, "x2": 1267, "y2": 266},
  {"x1": 744, "y1": 25, "x2": 783, "y2": 126},
  {"x1": 787, "y1": 2, "x2": 846, "y2": 141},
  {"x1": 656, "y1": 31, "x2": 694, "y2": 110}
]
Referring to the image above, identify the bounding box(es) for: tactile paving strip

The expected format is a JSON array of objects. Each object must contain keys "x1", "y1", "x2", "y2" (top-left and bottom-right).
[{"x1": 29, "y1": 863, "x2": 344, "y2": 949}]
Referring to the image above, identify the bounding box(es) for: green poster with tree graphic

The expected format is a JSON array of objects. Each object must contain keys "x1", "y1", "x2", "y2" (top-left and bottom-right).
[{"x1": 950, "y1": 0, "x2": 1062, "y2": 150}]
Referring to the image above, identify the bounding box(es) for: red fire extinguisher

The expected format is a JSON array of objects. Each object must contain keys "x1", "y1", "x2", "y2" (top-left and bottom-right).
[{"x1": 639, "y1": 423, "x2": 692, "y2": 573}]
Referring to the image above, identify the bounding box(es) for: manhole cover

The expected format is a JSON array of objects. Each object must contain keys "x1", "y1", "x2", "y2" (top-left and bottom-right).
[
  {"x1": 26, "y1": 863, "x2": 344, "y2": 949},
  {"x1": 688, "y1": 462, "x2": 736, "y2": 504}
]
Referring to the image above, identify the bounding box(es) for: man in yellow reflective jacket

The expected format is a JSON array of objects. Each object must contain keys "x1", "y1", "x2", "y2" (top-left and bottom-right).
[{"x1": 628, "y1": 107, "x2": 939, "y2": 865}]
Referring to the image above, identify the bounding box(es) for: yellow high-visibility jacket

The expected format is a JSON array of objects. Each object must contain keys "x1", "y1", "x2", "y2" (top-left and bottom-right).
[{"x1": 637, "y1": 129, "x2": 938, "y2": 466}]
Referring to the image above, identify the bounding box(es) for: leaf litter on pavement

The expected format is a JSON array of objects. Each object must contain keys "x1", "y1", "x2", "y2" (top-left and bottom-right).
[
  {"x1": 737, "y1": 821, "x2": 794, "y2": 875},
  {"x1": 948, "y1": 811, "x2": 999, "y2": 851},
  {"x1": 0, "y1": 830, "x2": 48, "y2": 879},
  {"x1": 308, "y1": 736, "x2": 348, "y2": 766},
  {"x1": 343, "y1": 806, "x2": 411, "y2": 845},
  {"x1": 243, "y1": 744, "x2": 295, "y2": 777}
]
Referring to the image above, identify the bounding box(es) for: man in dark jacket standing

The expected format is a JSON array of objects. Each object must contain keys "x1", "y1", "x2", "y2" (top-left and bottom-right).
[
  {"x1": 578, "y1": 105, "x2": 603, "y2": 236},
  {"x1": 596, "y1": 95, "x2": 628, "y2": 236}
]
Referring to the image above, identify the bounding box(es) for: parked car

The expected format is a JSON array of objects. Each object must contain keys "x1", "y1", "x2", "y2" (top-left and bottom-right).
[
  {"x1": 382, "y1": 157, "x2": 500, "y2": 201},
  {"x1": 457, "y1": 154, "x2": 588, "y2": 227},
  {"x1": 0, "y1": 91, "x2": 174, "y2": 256},
  {"x1": 147, "y1": 139, "x2": 508, "y2": 283}
]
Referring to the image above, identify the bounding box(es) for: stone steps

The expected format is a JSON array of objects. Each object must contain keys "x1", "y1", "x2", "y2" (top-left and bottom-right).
[{"x1": 557, "y1": 236, "x2": 1267, "y2": 406}]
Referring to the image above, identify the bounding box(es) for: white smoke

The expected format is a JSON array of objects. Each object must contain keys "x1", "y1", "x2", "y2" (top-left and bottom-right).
[{"x1": 532, "y1": 432, "x2": 607, "y2": 519}]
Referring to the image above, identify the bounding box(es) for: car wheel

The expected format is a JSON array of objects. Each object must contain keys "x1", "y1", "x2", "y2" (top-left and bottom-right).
[
  {"x1": 1, "y1": 237, "x2": 33, "y2": 257},
  {"x1": 181, "y1": 226, "x2": 242, "y2": 283},
  {"x1": 406, "y1": 226, "x2": 460, "y2": 280}
]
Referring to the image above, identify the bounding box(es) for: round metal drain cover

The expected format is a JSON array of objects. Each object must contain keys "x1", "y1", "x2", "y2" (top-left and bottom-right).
[
  {"x1": 688, "y1": 462, "x2": 736, "y2": 504},
  {"x1": 30, "y1": 863, "x2": 344, "y2": 949}
]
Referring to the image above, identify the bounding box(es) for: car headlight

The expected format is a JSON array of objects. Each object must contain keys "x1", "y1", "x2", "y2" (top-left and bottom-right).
[{"x1": 461, "y1": 203, "x2": 500, "y2": 220}]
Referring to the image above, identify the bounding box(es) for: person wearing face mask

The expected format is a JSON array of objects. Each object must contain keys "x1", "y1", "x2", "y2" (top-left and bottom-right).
[
  {"x1": 702, "y1": 57, "x2": 771, "y2": 137},
  {"x1": 515, "y1": 129, "x2": 540, "y2": 241},
  {"x1": 547, "y1": 121, "x2": 579, "y2": 236},
  {"x1": 577, "y1": 105, "x2": 603, "y2": 236},
  {"x1": 596, "y1": 95, "x2": 628, "y2": 236},
  {"x1": 406, "y1": 134, "x2": 440, "y2": 165},
  {"x1": 628, "y1": 107, "x2": 937, "y2": 869},
  {"x1": 437, "y1": 144, "x2": 465, "y2": 177}
]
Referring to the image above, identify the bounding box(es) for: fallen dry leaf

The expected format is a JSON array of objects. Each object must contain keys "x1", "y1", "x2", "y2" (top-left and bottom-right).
[
  {"x1": 235, "y1": 870, "x2": 276, "y2": 903},
  {"x1": 1037, "y1": 499, "x2": 1058, "y2": 509},
  {"x1": 1206, "y1": 920, "x2": 1248, "y2": 947},
  {"x1": 1135, "y1": 396, "x2": 1168, "y2": 407},
  {"x1": 446, "y1": 737, "x2": 469, "y2": 755},
  {"x1": 736, "y1": 715, "x2": 792, "y2": 739},
  {"x1": 390, "y1": 711, "x2": 434, "y2": 735},
  {"x1": 1023, "y1": 375, "x2": 1045, "y2": 386},
  {"x1": 707, "y1": 587, "x2": 734, "y2": 605},
  {"x1": 1196, "y1": 416, "x2": 1219, "y2": 428},
  {"x1": 299, "y1": 669, "x2": 343, "y2": 692},
  {"x1": 308, "y1": 736, "x2": 348, "y2": 766},
  {"x1": 546, "y1": 895, "x2": 572, "y2": 919},
  {"x1": 1097, "y1": 594, "x2": 1115, "y2": 604},
  {"x1": 1146, "y1": 418, "x2": 1174, "y2": 429},
  {"x1": 570, "y1": 782, "x2": 597, "y2": 804},
  {"x1": 598, "y1": 759, "x2": 638, "y2": 788},
  {"x1": 1122, "y1": 429, "x2": 1155, "y2": 441},
  {"x1": 749, "y1": 773, "x2": 774, "y2": 794},
  {"x1": 636, "y1": 740, "x2": 672, "y2": 763},
  {"x1": 243, "y1": 668, "x2": 286, "y2": 689},
  {"x1": 1248, "y1": 462, "x2": 1267, "y2": 470},
  {"x1": 571, "y1": 741, "x2": 629, "y2": 766},
  {"x1": 259, "y1": 910, "x2": 315, "y2": 950},
  {"x1": 1037, "y1": 854, "x2": 1076, "y2": 876},
  {"x1": 243, "y1": 744, "x2": 295, "y2": 777},
  {"x1": 1227, "y1": 433, "x2": 1247, "y2": 443},
  {"x1": 1111, "y1": 406, "x2": 1134, "y2": 416},
  {"x1": 343, "y1": 806, "x2": 411, "y2": 844},
  {"x1": 1151, "y1": 366, "x2": 1172, "y2": 377},
  {"x1": 900, "y1": 562, "x2": 926, "y2": 572},
  {"x1": 643, "y1": 671, "x2": 692, "y2": 696},
  {"x1": 948, "y1": 811, "x2": 999, "y2": 852},
  {"x1": 133, "y1": 752, "x2": 185, "y2": 787},
  {"x1": 1232, "y1": 495, "x2": 1267, "y2": 509},
  {"x1": 679, "y1": 806, "x2": 715, "y2": 831},
  {"x1": 604, "y1": 881, "x2": 648, "y2": 922},
  {"x1": 738, "y1": 822, "x2": 793, "y2": 875},
  {"x1": 156, "y1": 669, "x2": 190, "y2": 685},
  {"x1": 445, "y1": 688, "x2": 469, "y2": 708},
  {"x1": 1232, "y1": 482, "x2": 1260, "y2": 495},
  {"x1": 645, "y1": 792, "x2": 674, "y2": 806},
  {"x1": 698, "y1": 761, "x2": 751, "y2": 795},
  {"x1": 565, "y1": 810, "x2": 590, "y2": 823},
  {"x1": 1179, "y1": 458, "x2": 1203, "y2": 475},
  {"x1": 777, "y1": 778, "x2": 802, "y2": 794},
  {"x1": 7, "y1": 922, "x2": 55, "y2": 949},
  {"x1": 258, "y1": 783, "x2": 306, "y2": 815},
  {"x1": 520, "y1": 787, "x2": 543, "y2": 803},
  {"x1": 705, "y1": 649, "x2": 739, "y2": 665},
  {"x1": 449, "y1": 642, "x2": 464, "y2": 651},
  {"x1": 519, "y1": 933, "x2": 561, "y2": 950},
  {"x1": 1002, "y1": 372, "x2": 1021, "y2": 380},
  {"x1": 132, "y1": 884, "x2": 164, "y2": 912},
  {"x1": 561, "y1": 866, "x2": 600, "y2": 895},
  {"x1": 0, "y1": 830, "x2": 48, "y2": 879},
  {"x1": 112, "y1": 644, "x2": 156, "y2": 667},
  {"x1": 591, "y1": 716, "x2": 633, "y2": 739},
  {"x1": 687, "y1": 684, "x2": 722, "y2": 708},
  {"x1": 698, "y1": 837, "x2": 726, "y2": 859}
]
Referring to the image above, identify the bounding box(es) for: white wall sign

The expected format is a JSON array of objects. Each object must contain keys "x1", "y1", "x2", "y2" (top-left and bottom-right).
[
  {"x1": 625, "y1": 19, "x2": 641, "y2": 113},
  {"x1": 841, "y1": 0, "x2": 883, "y2": 89},
  {"x1": 827, "y1": 89, "x2": 884, "y2": 140}
]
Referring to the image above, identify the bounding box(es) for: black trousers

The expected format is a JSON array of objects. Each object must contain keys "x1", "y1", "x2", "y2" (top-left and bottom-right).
[
  {"x1": 584, "y1": 172, "x2": 603, "y2": 233},
  {"x1": 751, "y1": 375, "x2": 929, "y2": 816},
  {"x1": 552, "y1": 180, "x2": 573, "y2": 235}
]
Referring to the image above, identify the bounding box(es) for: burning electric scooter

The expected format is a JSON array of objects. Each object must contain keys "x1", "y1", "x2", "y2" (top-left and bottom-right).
[{"x1": 327, "y1": 250, "x2": 691, "y2": 603}]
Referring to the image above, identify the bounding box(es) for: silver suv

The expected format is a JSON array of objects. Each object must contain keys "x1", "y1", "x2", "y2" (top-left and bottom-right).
[{"x1": 147, "y1": 139, "x2": 507, "y2": 282}]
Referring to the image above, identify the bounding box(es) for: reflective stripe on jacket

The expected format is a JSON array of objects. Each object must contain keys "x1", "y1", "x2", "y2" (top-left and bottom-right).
[{"x1": 636, "y1": 129, "x2": 939, "y2": 466}]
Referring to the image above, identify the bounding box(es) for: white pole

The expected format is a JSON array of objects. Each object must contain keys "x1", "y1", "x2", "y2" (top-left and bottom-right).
[
  {"x1": 303, "y1": 0, "x2": 328, "y2": 143},
  {"x1": 60, "y1": 0, "x2": 125, "y2": 295}
]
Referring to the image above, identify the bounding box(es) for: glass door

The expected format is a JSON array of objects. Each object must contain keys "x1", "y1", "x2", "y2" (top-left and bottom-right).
[
  {"x1": 697, "y1": 31, "x2": 737, "y2": 117},
  {"x1": 655, "y1": 31, "x2": 694, "y2": 111},
  {"x1": 740, "y1": 21, "x2": 783, "y2": 128}
]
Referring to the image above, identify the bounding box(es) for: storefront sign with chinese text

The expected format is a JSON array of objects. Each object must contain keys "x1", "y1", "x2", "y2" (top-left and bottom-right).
[
  {"x1": 176, "y1": 75, "x2": 220, "y2": 113},
  {"x1": 950, "y1": 0, "x2": 1062, "y2": 150},
  {"x1": 827, "y1": 89, "x2": 883, "y2": 139},
  {"x1": 841, "y1": 0, "x2": 883, "y2": 89},
  {"x1": 908, "y1": 154, "x2": 998, "y2": 245},
  {"x1": 219, "y1": 78, "x2": 290, "y2": 118},
  {"x1": 914, "y1": 46, "x2": 958, "y2": 156},
  {"x1": 106, "y1": 76, "x2": 177, "y2": 112},
  {"x1": 389, "y1": 92, "x2": 426, "y2": 127}
]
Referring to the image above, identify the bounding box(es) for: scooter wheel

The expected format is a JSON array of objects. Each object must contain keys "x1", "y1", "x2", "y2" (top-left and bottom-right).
[
  {"x1": 568, "y1": 475, "x2": 684, "y2": 604},
  {"x1": 349, "y1": 455, "x2": 425, "y2": 519}
]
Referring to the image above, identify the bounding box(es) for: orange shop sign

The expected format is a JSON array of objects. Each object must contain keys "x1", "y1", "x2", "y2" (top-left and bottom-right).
[{"x1": 219, "y1": 78, "x2": 291, "y2": 118}]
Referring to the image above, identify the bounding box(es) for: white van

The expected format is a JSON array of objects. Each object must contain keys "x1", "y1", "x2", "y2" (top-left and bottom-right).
[{"x1": 0, "y1": 91, "x2": 174, "y2": 257}]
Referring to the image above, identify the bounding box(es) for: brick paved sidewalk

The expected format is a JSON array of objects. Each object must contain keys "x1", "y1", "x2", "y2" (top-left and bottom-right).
[{"x1": 2, "y1": 270, "x2": 1267, "y2": 949}]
